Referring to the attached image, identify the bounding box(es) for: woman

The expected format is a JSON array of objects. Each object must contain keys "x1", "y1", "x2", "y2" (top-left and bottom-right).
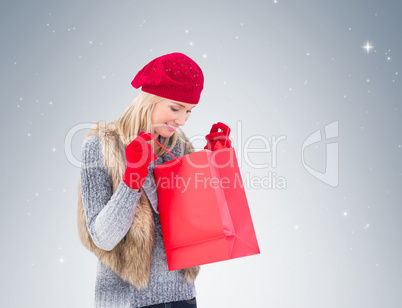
[{"x1": 77, "y1": 52, "x2": 231, "y2": 308}]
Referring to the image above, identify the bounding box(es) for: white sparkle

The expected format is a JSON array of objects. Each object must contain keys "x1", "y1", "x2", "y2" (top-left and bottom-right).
[
  {"x1": 17, "y1": 105, "x2": 20, "y2": 108},
  {"x1": 343, "y1": 211, "x2": 348, "y2": 216},
  {"x1": 35, "y1": 193, "x2": 39, "y2": 196},
  {"x1": 49, "y1": 101, "x2": 53, "y2": 105},
  {"x1": 364, "y1": 223, "x2": 370, "y2": 229},
  {"x1": 294, "y1": 225, "x2": 299, "y2": 230},
  {"x1": 235, "y1": 36, "x2": 239, "y2": 39},
  {"x1": 27, "y1": 133, "x2": 31, "y2": 137},
  {"x1": 52, "y1": 148, "x2": 56, "y2": 152},
  {"x1": 89, "y1": 41, "x2": 93, "y2": 44},
  {"x1": 306, "y1": 52, "x2": 310, "y2": 56},
  {"x1": 185, "y1": 29, "x2": 189, "y2": 33},
  {"x1": 362, "y1": 41, "x2": 374, "y2": 54},
  {"x1": 189, "y1": 42, "x2": 193, "y2": 46},
  {"x1": 62, "y1": 189, "x2": 66, "y2": 192},
  {"x1": 387, "y1": 57, "x2": 391, "y2": 61},
  {"x1": 202, "y1": 54, "x2": 207, "y2": 58},
  {"x1": 59, "y1": 257, "x2": 65, "y2": 264}
]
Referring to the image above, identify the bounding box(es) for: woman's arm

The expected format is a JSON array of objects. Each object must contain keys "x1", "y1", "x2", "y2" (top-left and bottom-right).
[{"x1": 80, "y1": 135, "x2": 142, "y2": 251}]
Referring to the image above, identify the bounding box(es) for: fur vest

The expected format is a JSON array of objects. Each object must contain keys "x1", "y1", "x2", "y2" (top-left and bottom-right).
[{"x1": 77, "y1": 121, "x2": 200, "y2": 290}]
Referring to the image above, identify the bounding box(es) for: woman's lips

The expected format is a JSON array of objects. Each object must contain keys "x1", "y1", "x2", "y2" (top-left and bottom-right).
[{"x1": 165, "y1": 123, "x2": 178, "y2": 131}]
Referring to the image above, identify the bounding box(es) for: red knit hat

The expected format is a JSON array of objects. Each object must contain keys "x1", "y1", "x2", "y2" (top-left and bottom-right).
[{"x1": 131, "y1": 52, "x2": 204, "y2": 104}]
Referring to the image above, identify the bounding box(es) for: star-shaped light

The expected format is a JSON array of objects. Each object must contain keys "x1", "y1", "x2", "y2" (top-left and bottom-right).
[{"x1": 362, "y1": 41, "x2": 374, "y2": 54}]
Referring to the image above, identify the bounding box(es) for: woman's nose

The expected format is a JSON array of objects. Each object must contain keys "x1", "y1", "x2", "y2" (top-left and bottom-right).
[{"x1": 175, "y1": 113, "x2": 187, "y2": 126}]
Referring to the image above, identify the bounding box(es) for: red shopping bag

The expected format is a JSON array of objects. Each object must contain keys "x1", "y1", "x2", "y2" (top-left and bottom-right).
[{"x1": 152, "y1": 139, "x2": 260, "y2": 271}]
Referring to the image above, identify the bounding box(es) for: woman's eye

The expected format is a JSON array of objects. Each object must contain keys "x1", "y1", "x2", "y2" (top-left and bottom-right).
[
  {"x1": 170, "y1": 107, "x2": 179, "y2": 112},
  {"x1": 186, "y1": 110, "x2": 192, "y2": 113}
]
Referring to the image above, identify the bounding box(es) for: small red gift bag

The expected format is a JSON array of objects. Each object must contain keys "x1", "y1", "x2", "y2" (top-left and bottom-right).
[{"x1": 152, "y1": 139, "x2": 260, "y2": 271}]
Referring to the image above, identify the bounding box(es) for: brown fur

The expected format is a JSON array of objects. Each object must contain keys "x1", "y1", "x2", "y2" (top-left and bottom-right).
[{"x1": 77, "y1": 121, "x2": 199, "y2": 290}]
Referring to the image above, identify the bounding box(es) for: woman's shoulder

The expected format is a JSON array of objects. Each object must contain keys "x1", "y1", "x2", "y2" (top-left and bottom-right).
[
  {"x1": 81, "y1": 135, "x2": 103, "y2": 166},
  {"x1": 81, "y1": 120, "x2": 119, "y2": 163},
  {"x1": 82, "y1": 134, "x2": 101, "y2": 152}
]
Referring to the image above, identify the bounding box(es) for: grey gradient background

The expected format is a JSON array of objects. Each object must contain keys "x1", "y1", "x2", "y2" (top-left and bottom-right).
[{"x1": 1, "y1": 0, "x2": 401, "y2": 307}]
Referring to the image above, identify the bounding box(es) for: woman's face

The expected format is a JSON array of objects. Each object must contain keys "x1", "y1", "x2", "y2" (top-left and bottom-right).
[{"x1": 151, "y1": 99, "x2": 196, "y2": 138}]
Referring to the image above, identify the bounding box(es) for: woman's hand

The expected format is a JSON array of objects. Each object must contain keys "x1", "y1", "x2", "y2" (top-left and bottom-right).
[
  {"x1": 122, "y1": 131, "x2": 157, "y2": 190},
  {"x1": 204, "y1": 122, "x2": 232, "y2": 151}
]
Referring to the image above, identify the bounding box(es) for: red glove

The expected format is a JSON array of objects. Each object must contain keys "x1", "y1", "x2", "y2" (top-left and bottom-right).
[
  {"x1": 204, "y1": 122, "x2": 232, "y2": 151},
  {"x1": 122, "y1": 131, "x2": 157, "y2": 190}
]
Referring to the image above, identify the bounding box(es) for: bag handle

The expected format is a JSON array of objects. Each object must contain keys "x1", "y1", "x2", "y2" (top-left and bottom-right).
[{"x1": 150, "y1": 135, "x2": 182, "y2": 166}]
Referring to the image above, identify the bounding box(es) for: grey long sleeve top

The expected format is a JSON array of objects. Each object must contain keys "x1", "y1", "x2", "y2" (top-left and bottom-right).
[{"x1": 80, "y1": 134, "x2": 196, "y2": 308}]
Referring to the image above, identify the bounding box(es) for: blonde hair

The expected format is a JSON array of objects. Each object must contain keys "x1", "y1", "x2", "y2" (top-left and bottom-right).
[{"x1": 116, "y1": 91, "x2": 179, "y2": 157}]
